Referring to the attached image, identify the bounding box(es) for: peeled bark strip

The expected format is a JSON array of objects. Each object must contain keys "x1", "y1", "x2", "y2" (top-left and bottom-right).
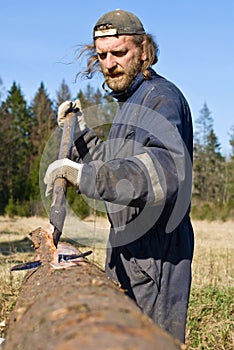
[{"x1": 3, "y1": 227, "x2": 184, "y2": 350}]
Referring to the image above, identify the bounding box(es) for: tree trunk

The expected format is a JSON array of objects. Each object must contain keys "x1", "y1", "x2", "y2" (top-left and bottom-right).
[{"x1": 3, "y1": 227, "x2": 184, "y2": 350}]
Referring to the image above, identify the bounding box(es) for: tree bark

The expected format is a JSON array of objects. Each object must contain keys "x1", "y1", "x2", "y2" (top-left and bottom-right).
[{"x1": 3, "y1": 227, "x2": 184, "y2": 350}]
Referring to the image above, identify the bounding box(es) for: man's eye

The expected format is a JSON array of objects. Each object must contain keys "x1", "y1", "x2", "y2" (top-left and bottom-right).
[
  {"x1": 113, "y1": 51, "x2": 127, "y2": 57},
  {"x1": 98, "y1": 53, "x2": 107, "y2": 60}
]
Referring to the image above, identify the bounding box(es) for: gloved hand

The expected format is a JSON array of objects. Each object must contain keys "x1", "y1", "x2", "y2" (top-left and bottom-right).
[
  {"x1": 44, "y1": 158, "x2": 83, "y2": 197},
  {"x1": 57, "y1": 99, "x2": 87, "y2": 132}
]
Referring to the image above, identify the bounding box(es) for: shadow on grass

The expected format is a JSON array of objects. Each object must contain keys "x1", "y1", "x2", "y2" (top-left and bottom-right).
[
  {"x1": 0, "y1": 236, "x2": 34, "y2": 256},
  {"x1": 0, "y1": 232, "x2": 91, "y2": 257}
]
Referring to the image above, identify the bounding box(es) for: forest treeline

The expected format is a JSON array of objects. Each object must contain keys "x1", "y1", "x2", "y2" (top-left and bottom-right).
[{"x1": 0, "y1": 79, "x2": 233, "y2": 221}]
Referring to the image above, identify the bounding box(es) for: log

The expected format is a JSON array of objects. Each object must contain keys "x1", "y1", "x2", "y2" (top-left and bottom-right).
[{"x1": 3, "y1": 227, "x2": 185, "y2": 350}]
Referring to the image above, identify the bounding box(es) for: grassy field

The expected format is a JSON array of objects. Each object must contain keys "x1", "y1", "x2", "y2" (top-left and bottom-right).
[
  {"x1": 186, "y1": 220, "x2": 233, "y2": 349},
  {"x1": 0, "y1": 216, "x2": 233, "y2": 349}
]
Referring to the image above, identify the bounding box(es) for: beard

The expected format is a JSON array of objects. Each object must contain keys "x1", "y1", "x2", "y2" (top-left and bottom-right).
[{"x1": 103, "y1": 53, "x2": 142, "y2": 92}]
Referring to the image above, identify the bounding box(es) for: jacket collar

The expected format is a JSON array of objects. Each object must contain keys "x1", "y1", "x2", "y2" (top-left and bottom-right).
[{"x1": 110, "y1": 68, "x2": 156, "y2": 102}]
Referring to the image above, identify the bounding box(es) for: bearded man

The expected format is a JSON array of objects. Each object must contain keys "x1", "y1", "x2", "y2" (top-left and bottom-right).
[{"x1": 44, "y1": 9, "x2": 194, "y2": 344}]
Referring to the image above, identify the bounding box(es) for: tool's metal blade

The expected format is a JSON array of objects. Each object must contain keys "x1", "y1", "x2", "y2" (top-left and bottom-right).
[
  {"x1": 58, "y1": 250, "x2": 93, "y2": 263},
  {"x1": 11, "y1": 260, "x2": 42, "y2": 271},
  {"x1": 11, "y1": 250, "x2": 92, "y2": 271}
]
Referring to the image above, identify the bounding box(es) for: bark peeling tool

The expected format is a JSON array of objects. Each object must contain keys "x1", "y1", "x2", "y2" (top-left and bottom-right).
[{"x1": 50, "y1": 111, "x2": 77, "y2": 247}]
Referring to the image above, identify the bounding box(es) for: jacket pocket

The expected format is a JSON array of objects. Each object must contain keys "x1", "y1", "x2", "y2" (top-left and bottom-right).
[
  {"x1": 129, "y1": 257, "x2": 161, "y2": 315},
  {"x1": 130, "y1": 257, "x2": 160, "y2": 289}
]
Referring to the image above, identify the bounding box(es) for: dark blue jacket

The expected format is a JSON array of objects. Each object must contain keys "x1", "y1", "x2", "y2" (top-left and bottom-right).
[
  {"x1": 77, "y1": 68, "x2": 193, "y2": 245},
  {"x1": 75, "y1": 68, "x2": 194, "y2": 342}
]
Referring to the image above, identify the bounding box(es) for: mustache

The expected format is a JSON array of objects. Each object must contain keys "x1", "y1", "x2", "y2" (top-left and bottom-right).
[{"x1": 103, "y1": 67, "x2": 125, "y2": 77}]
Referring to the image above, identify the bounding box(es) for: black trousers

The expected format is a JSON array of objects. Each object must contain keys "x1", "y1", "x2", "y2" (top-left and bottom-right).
[{"x1": 106, "y1": 223, "x2": 194, "y2": 343}]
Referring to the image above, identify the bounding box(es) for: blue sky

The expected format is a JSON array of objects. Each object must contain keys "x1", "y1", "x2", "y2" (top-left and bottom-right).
[{"x1": 1, "y1": 0, "x2": 233, "y2": 156}]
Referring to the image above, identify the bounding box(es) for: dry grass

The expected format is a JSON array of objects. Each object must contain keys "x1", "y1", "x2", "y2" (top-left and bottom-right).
[
  {"x1": 192, "y1": 219, "x2": 234, "y2": 287},
  {"x1": 0, "y1": 216, "x2": 233, "y2": 348}
]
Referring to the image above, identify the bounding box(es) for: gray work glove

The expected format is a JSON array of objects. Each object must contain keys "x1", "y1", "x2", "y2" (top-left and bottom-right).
[
  {"x1": 57, "y1": 99, "x2": 87, "y2": 132},
  {"x1": 44, "y1": 158, "x2": 83, "y2": 197}
]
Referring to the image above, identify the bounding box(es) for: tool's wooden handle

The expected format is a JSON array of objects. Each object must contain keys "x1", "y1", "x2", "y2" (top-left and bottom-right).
[{"x1": 50, "y1": 113, "x2": 77, "y2": 246}]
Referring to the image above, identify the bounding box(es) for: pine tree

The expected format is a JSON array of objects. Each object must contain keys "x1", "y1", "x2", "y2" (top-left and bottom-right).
[
  {"x1": 0, "y1": 82, "x2": 31, "y2": 213},
  {"x1": 205, "y1": 129, "x2": 225, "y2": 202},
  {"x1": 194, "y1": 102, "x2": 214, "y2": 147},
  {"x1": 0, "y1": 103, "x2": 10, "y2": 212},
  {"x1": 223, "y1": 126, "x2": 234, "y2": 205},
  {"x1": 77, "y1": 84, "x2": 96, "y2": 108},
  {"x1": 193, "y1": 102, "x2": 225, "y2": 202},
  {"x1": 28, "y1": 83, "x2": 56, "y2": 209},
  {"x1": 193, "y1": 103, "x2": 213, "y2": 200},
  {"x1": 30, "y1": 82, "x2": 56, "y2": 158},
  {"x1": 55, "y1": 79, "x2": 72, "y2": 109},
  {"x1": 0, "y1": 77, "x2": 4, "y2": 102},
  {"x1": 76, "y1": 85, "x2": 116, "y2": 138}
]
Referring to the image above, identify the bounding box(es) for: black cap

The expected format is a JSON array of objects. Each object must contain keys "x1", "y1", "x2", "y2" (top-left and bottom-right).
[{"x1": 93, "y1": 9, "x2": 145, "y2": 39}]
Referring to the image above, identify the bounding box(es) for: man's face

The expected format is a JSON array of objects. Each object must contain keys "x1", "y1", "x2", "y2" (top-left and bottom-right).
[{"x1": 95, "y1": 35, "x2": 145, "y2": 92}]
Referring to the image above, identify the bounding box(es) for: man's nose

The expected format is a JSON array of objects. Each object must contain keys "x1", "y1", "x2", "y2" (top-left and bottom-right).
[{"x1": 105, "y1": 53, "x2": 117, "y2": 69}]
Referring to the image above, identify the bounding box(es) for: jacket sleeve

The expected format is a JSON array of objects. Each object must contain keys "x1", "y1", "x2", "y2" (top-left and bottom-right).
[
  {"x1": 72, "y1": 127, "x2": 156, "y2": 207},
  {"x1": 71, "y1": 128, "x2": 106, "y2": 163},
  {"x1": 78, "y1": 108, "x2": 192, "y2": 213}
]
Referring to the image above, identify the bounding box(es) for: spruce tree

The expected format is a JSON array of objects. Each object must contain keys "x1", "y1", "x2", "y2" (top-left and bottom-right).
[
  {"x1": 0, "y1": 82, "x2": 31, "y2": 213},
  {"x1": 28, "y1": 83, "x2": 56, "y2": 209},
  {"x1": 223, "y1": 126, "x2": 234, "y2": 205},
  {"x1": 30, "y1": 82, "x2": 56, "y2": 158},
  {"x1": 193, "y1": 102, "x2": 224, "y2": 202},
  {"x1": 55, "y1": 79, "x2": 72, "y2": 109}
]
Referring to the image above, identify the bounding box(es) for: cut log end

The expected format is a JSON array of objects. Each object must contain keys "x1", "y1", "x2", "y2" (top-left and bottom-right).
[
  {"x1": 29, "y1": 226, "x2": 87, "y2": 268},
  {"x1": 29, "y1": 226, "x2": 56, "y2": 265}
]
